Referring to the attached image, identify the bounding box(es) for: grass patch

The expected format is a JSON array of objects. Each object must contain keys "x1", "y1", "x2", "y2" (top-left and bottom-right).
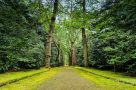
[
  {"x1": 75, "y1": 67, "x2": 136, "y2": 90},
  {"x1": 0, "y1": 67, "x2": 60, "y2": 90},
  {"x1": 76, "y1": 67, "x2": 136, "y2": 85},
  {"x1": 0, "y1": 68, "x2": 49, "y2": 85}
]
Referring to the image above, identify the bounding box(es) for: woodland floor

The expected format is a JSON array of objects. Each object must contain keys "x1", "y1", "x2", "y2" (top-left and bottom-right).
[{"x1": 37, "y1": 67, "x2": 101, "y2": 90}]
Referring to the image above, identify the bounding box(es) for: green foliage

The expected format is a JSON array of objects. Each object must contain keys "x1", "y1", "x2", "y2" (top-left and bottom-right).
[
  {"x1": 0, "y1": 0, "x2": 136, "y2": 75},
  {"x1": 76, "y1": 47, "x2": 84, "y2": 66},
  {"x1": 89, "y1": 0, "x2": 136, "y2": 74},
  {"x1": 0, "y1": 0, "x2": 45, "y2": 72},
  {"x1": 50, "y1": 44, "x2": 59, "y2": 67}
]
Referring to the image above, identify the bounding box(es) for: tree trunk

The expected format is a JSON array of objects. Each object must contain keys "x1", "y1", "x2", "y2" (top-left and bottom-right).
[
  {"x1": 71, "y1": 41, "x2": 77, "y2": 66},
  {"x1": 69, "y1": 51, "x2": 72, "y2": 66},
  {"x1": 56, "y1": 44, "x2": 61, "y2": 66},
  {"x1": 82, "y1": 0, "x2": 88, "y2": 67},
  {"x1": 82, "y1": 28, "x2": 88, "y2": 67},
  {"x1": 72, "y1": 46, "x2": 77, "y2": 66},
  {"x1": 45, "y1": 0, "x2": 59, "y2": 68}
]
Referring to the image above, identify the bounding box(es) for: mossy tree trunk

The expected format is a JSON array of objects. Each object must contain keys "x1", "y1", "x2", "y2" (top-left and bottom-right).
[
  {"x1": 72, "y1": 46, "x2": 77, "y2": 66},
  {"x1": 45, "y1": 0, "x2": 59, "y2": 68},
  {"x1": 82, "y1": 0, "x2": 88, "y2": 67}
]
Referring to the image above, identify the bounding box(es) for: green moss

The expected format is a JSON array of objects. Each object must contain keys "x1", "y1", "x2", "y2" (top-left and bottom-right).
[
  {"x1": 75, "y1": 67, "x2": 136, "y2": 84},
  {"x1": 1, "y1": 67, "x2": 136, "y2": 90},
  {"x1": 0, "y1": 68, "x2": 60, "y2": 90},
  {"x1": 0, "y1": 68, "x2": 49, "y2": 84},
  {"x1": 75, "y1": 67, "x2": 136, "y2": 90}
]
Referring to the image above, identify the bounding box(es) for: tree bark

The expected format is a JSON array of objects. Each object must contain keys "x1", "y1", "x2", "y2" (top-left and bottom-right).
[
  {"x1": 69, "y1": 51, "x2": 72, "y2": 66},
  {"x1": 72, "y1": 46, "x2": 77, "y2": 66},
  {"x1": 70, "y1": 41, "x2": 77, "y2": 66},
  {"x1": 45, "y1": 0, "x2": 59, "y2": 68},
  {"x1": 56, "y1": 44, "x2": 62, "y2": 66},
  {"x1": 82, "y1": 0, "x2": 88, "y2": 67},
  {"x1": 82, "y1": 28, "x2": 88, "y2": 67}
]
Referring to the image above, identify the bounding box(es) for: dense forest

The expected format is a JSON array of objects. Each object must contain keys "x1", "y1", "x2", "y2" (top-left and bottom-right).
[{"x1": 0, "y1": 0, "x2": 136, "y2": 75}]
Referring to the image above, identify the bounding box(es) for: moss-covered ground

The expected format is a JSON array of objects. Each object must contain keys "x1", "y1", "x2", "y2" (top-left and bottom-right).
[
  {"x1": 0, "y1": 68, "x2": 49, "y2": 84},
  {"x1": 75, "y1": 67, "x2": 136, "y2": 90},
  {"x1": 0, "y1": 67, "x2": 60, "y2": 90},
  {"x1": 0, "y1": 67, "x2": 136, "y2": 90}
]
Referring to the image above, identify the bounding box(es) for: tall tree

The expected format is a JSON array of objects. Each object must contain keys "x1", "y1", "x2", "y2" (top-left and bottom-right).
[
  {"x1": 45, "y1": 0, "x2": 59, "y2": 67},
  {"x1": 82, "y1": 0, "x2": 88, "y2": 67}
]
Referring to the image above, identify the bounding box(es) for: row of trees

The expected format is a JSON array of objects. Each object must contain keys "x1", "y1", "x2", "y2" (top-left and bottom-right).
[
  {"x1": 0, "y1": 0, "x2": 92, "y2": 71},
  {"x1": 0, "y1": 0, "x2": 63, "y2": 72},
  {"x1": 58, "y1": 0, "x2": 136, "y2": 74},
  {"x1": 0, "y1": 0, "x2": 136, "y2": 74},
  {"x1": 44, "y1": 0, "x2": 90, "y2": 68}
]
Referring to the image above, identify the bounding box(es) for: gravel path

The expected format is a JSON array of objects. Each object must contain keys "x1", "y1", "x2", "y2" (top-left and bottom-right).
[{"x1": 37, "y1": 67, "x2": 101, "y2": 90}]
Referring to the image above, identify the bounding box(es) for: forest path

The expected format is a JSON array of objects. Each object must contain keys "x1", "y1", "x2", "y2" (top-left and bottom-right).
[{"x1": 37, "y1": 67, "x2": 101, "y2": 90}]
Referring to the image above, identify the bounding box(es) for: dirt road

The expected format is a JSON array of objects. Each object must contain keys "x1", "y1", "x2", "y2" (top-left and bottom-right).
[{"x1": 38, "y1": 67, "x2": 101, "y2": 90}]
